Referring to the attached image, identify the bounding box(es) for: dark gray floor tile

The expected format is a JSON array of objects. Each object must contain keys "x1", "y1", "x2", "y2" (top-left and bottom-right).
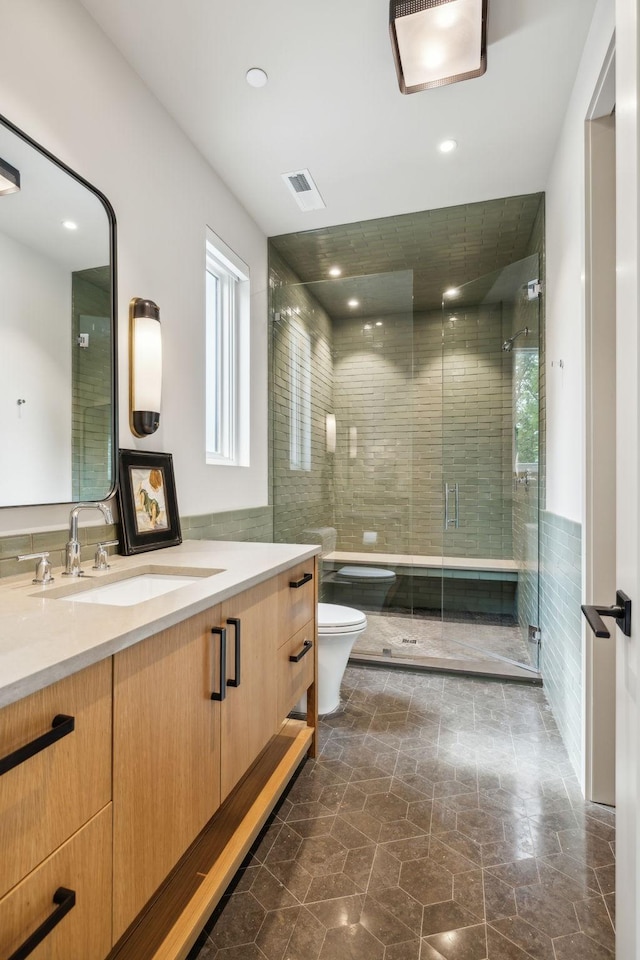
[
  {"x1": 424, "y1": 922, "x2": 488, "y2": 960},
  {"x1": 422, "y1": 900, "x2": 483, "y2": 937},
  {"x1": 552, "y1": 932, "x2": 614, "y2": 960},
  {"x1": 573, "y1": 897, "x2": 616, "y2": 952},
  {"x1": 318, "y1": 922, "x2": 384, "y2": 960},
  {"x1": 193, "y1": 668, "x2": 615, "y2": 960}
]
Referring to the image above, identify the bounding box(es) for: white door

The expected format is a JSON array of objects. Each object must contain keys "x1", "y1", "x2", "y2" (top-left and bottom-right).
[{"x1": 614, "y1": 1, "x2": 639, "y2": 954}]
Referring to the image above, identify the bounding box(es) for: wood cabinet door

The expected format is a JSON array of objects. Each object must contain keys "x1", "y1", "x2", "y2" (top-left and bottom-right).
[
  {"x1": 0, "y1": 805, "x2": 112, "y2": 960},
  {"x1": 0, "y1": 659, "x2": 112, "y2": 899},
  {"x1": 112, "y1": 606, "x2": 222, "y2": 942},
  {"x1": 219, "y1": 579, "x2": 279, "y2": 800}
]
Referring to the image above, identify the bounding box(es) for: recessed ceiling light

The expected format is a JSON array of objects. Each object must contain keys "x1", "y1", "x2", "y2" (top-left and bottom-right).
[
  {"x1": 439, "y1": 139, "x2": 458, "y2": 153},
  {"x1": 246, "y1": 67, "x2": 268, "y2": 88},
  {"x1": 348, "y1": 299, "x2": 360, "y2": 308},
  {"x1": 62, "y1": 220, "x2": 78, "y2": 230},
  {"x1": 444, "y1": 287, "x2": 460, "y2": 298},
  {"x1": 329, "y1": 266, "x2": 342, "y2": 277},
  {"x1": 375, "y1": 321, "x2": 383, "y2": 327}
]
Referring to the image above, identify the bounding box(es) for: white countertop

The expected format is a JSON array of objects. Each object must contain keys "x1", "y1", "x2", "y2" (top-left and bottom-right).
[{"x1": 0, "y1": 540, "x2": 319, "y2": 709}]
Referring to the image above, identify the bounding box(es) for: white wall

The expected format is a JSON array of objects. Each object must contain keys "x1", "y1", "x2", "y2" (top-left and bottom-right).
[
  {"x1": 0, "y1": 0, "x2": 268, "y2": 534},
  {"x1": 544, "y1": 0, "x2": 615, "y2": 522},
  {"x1": 0, "y1": 232, "x2": 72, "y2": 505}
]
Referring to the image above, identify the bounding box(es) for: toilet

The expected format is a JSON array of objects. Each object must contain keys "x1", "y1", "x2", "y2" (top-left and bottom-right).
[{"x1": 297, "y1": 602, "x2": 368, "y2": 716}]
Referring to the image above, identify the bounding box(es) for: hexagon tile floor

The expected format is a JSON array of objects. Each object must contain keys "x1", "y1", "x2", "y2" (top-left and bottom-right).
[{"x1": 189, "y1": 665, "x2": 616, "y2": 960}]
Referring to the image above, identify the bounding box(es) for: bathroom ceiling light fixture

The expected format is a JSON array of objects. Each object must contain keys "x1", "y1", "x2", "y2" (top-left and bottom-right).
[
  {"x1": 130, "y1": 297, "x2": 162, "y2": 437},
  {"x1": 329, "y1": 266, "x2": 342, "y2": 277},
  {"x1": 62, "y1": 220, "x2": 78, "y2": 230},
  {"x1": 389, "y1": 0, "x2": 487, "y2": 95},
  {"x1": 439, "y1": 138, "x2": 458, "y2": 153},
  {"x1": 348, "y1": 299, "x2": 360, "y2": 308},
  {"x1": 444, "y1": 287, "x2": 460, "y2": 299},
  {"x1": 246, "y1": 67, "x2": 268, "y2": 88},
  {"x1": 0, "y1": 156, "x2": 20, "y2": 195}
]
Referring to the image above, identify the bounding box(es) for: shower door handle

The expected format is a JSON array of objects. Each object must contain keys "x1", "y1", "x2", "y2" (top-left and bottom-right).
[{"x1": 444, "y1": 483, "x2": 459, "y2": 529}]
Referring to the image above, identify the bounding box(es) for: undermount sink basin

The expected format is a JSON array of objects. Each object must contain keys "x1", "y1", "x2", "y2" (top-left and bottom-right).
[{"x1": 44, "y1": 566, "x2": 224, "y2": 606}]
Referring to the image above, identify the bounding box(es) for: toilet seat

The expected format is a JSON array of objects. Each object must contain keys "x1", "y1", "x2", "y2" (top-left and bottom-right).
[
  {"x1": 334, "y1": 565, "x2": 396, "y2": 583},
  {"x1": 318, "y1": 602, "x2": 367, "y2": 635}
]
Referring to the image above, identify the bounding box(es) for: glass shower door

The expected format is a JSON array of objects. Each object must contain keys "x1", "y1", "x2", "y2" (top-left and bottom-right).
[{"x1": 441, "y1": 255, "x2": 541, "y2": 674}]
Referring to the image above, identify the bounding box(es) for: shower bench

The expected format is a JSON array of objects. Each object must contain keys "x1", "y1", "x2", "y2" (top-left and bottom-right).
[
  {"x1": 321, "y1": 552, "x2": 519, "y2": 616},
  {"x1": 322, "y1": 551, "x2": 519, "y2": 581}
]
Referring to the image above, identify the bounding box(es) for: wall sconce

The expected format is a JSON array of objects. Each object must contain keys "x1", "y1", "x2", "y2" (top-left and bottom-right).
[
  {"x1": 130, "y1": 297, "x2": 162, "y2": 437},
  {"x1": 0, "y1": 157, "x2": 20, "y2": 195},
  {"x1": 389, "y1": 0, "x2": 487, "y2": 95}
]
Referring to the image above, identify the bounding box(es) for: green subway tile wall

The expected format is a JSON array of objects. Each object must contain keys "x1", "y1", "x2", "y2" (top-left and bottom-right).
[{"x1": 539, "y1": 511, "x2": 583, "y2": 777}]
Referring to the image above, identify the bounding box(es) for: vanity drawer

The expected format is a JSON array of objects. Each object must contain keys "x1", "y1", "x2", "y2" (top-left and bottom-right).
[
  {"x1": 277, "y1": 560, "x2": 316, "y2": 641},
  {"x1": 0, "y1": 804, "x2": 112, "y2": 960},
  {"x1": 0, "y1": 659, "x2": 112, "y2": 898},
  {"x1": 278, "y1": 621, "x2": 316, "y2": 720}
]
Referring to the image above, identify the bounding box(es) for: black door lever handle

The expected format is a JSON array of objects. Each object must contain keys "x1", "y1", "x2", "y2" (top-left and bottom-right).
[{"x1": 581, "y1": 590, "x2": 631, "y2": 638}]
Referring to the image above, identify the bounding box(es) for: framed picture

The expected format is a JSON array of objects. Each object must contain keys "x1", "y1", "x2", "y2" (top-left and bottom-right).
[{"x1": 117, "y1": 449, "x2": 182, "y2": 555}]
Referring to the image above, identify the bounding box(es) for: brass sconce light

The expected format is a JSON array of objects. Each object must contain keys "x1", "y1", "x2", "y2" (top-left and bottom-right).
[
  {"x1": 130, "y1": 297, "x2": 162, "y2": 437},
  {"x1": 389, "y1": 0, "x2": 487, "y2": 95},
  {"x1": 0, "y1": 156, "x2": 20, "y2": 195}
]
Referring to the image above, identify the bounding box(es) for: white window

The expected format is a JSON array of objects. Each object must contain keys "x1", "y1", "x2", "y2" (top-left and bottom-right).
[
  {"x1": 206, "y1": 230, "x2": 250, "y2": 466},
  {"x1": 289, "y1": 318, "x2": 311, "y2": 471}
]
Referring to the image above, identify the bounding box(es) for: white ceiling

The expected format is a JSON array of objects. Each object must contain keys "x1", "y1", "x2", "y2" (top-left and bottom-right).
[{"x1": 78, "y1": 0, "x2": 598, "y2": 237}]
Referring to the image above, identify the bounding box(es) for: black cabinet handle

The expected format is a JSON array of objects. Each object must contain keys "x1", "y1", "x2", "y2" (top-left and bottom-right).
[
  {"x1": 581, "y1": 590, "x2": 632, "y2": 638},
  {"x1": 289, "y1": 572, "x2": 313, "y2": 589},
  {"x1": 289, "y1": 640, "x2": 313, "y2": 663},
  {"x1": 226, "y1": 618, "x2": 241, "y2": 688},
  {"x1": 8, "y1": 886, "x2": 76, "y2": 960},
  {"x1": 0, "y1": 714, "x2": 75, "y2": 778},
  {"x1": 211, "y1": 627, "x2": 227, "y2": 701}
]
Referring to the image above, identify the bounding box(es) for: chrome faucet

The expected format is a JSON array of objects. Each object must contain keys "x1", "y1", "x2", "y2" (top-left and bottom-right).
[{"x1": 63, "y1": 502, "x2": 114, "y2": 577}]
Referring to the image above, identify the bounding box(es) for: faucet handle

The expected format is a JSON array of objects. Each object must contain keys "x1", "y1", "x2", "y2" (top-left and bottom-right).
[
  {"x1": 18, "y1": 552, "x2": 55, "y2": 584},
  {"x1": 93, "y1": 540, "x2": 119, "y2": 571}
]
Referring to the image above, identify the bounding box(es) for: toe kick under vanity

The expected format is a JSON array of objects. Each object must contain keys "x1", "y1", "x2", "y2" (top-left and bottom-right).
[{"x1": 0, "y1": 540, "x2": 319, "y2": 960}]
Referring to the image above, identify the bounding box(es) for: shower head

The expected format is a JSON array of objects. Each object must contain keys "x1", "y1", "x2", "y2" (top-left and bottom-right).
[{"x1": 502, "y1": 327, "x2": 530, "y2": 352}]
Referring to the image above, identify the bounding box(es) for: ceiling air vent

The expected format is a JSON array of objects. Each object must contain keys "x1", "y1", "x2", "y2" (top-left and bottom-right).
[{"x1": 281, "y1": 168, "x2": 326, "y2": 212}]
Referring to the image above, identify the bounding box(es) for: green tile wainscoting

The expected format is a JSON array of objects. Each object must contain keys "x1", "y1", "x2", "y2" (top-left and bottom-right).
[
  {"x1": 0, "y1": 506, "x2": 275, "y2": 580},
  {"x1": 539, "y1": 511, "x2": 583, "y2": 779}
]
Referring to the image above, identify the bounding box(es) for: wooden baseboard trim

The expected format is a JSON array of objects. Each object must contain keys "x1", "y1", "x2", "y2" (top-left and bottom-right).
[{"x1": 108, "y1": 719, "x2": 313, "y2": 960}]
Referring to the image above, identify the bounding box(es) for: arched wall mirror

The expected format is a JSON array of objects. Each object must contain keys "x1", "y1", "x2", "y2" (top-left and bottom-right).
[{"x1": 0, "y1": 115, "x2": 117, "y2": 507}]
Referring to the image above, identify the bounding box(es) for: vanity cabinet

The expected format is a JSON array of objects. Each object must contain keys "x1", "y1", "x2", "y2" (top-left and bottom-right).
[
  {"x1": 112, "y1": 606, "x2": 223, "y2": 941},
  {"x1": 0, "y1": 547, "x2": 317, "y2": 960}
]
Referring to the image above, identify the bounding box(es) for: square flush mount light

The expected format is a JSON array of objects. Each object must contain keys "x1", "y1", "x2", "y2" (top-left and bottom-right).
[
  {"x1": 390, "y1": 0, "x2": 487, "y2": 95},
  {"x1": 0, "y1": 156, "x2": 20, "y2": 195}
]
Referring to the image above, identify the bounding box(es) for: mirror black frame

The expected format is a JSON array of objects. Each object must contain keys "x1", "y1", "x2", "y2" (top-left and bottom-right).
[{"x1": 0, "y1": 112, "x2": 118, "y2": 508}]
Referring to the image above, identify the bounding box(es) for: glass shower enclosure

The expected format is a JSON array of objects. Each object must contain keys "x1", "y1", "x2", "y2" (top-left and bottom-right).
[{"x1": 270, "y1": 253, "x2": 540, "y2": 678}]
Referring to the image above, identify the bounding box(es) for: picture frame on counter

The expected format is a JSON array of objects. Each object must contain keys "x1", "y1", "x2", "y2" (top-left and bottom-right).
[{"x1": 117, "y1": 448, "x2": 182, "y2": 555}]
